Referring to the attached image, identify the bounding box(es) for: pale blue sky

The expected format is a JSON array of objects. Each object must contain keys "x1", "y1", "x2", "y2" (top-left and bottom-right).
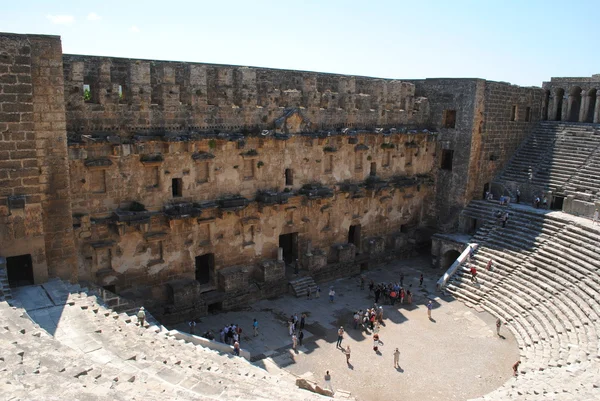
[{"x1": 1, "y1": 1, "x2": 598, "y2": 86}]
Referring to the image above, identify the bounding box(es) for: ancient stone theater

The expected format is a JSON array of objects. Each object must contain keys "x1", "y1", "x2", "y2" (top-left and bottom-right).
[{"x1": 1, "y1": 32, "x2": 600, "y2": 400}]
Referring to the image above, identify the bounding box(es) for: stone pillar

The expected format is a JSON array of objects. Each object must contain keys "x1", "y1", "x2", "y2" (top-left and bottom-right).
[
  {"x1": 277, "y1": 247, "x2": 284, "y2": 262},
  {"x1": 562, "y1": 95, "x2": 569, "y2": 121},
  {"x1": 594, "y1": 94, "x2": 600, "y2": 123},
  {"x1": 579, "y1": 90, "x2": 588, "y2": 122},
  {"x1": 550, "y1": 93, "x2": 558, "y2": 121}
]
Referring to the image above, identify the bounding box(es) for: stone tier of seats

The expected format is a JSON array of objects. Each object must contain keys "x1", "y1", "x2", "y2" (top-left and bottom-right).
[
  {"x1": 447, "y1": 201, "x2": 600, "y2": 399},
  {"x1": 496, "y1": 122, "x2": 600, "y2": 197},
  {"x1": 564, "y1": 149, "x2": 600, "y2": 199},
  {"x1": 0, "y1": 281, "x2": 330, "y2": 401}
]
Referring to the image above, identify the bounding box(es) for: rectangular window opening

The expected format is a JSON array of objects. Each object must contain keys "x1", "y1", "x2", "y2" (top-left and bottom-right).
[
  {"x1": 510, "y1": 105, "x2": 517, "y2": 121},
  {"x1": 172, "y1": 178, "x2": 183, "y2": 197},
  {"x1": 285, "y1": 168, "x2": 293, "y2": 186},
  {"x1": 441, "y1": 149, "x2": 454, "y2": 171},
  {"x1": 442, "y1": 109, "x2": 456, "y2": 128},
  {"x1": 525, "y1": 107, "x2": 531, "y2": 122}
]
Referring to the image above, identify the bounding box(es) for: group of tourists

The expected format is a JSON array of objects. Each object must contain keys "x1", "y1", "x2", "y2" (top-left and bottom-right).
[
  {"x1": 366, "y1": 276, "x2": 417, "y2": 307},
  {"x1": 287, "y1": 312, "x2": 307, "y2": 351}
]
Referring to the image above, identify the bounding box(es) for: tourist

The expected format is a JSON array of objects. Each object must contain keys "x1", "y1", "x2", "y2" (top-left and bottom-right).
[
  {"x1": 233, "y1": 341, "x2": 240, "y2": 356},
  {"x1": 496, "y1": 318, "x2": 502, "y2": 336},
  {"x1": 374, "y1": 287, "x2": 381, "y2": 304},
  {"x1": 253, "y1": 318, "x2": 258, "y2": 337},
  {"x1": 502, "y1": 211, "x2": 509, "y2": 228},
  {"x1": 377, "y1": 306, "x2": 384, "y2": 324},
  {"x1": 220, "y1": 327, "x2": 226, "y2": 343},
  {"x1": 329, "y1": 287, "x2": 336, "y2": 303},
  {"x1": 292, "y1": 333, "x2": 298, "y2": 351},
  {"x1": 345, "y1": 345, "x2": 351, "y2": 364},
  {"x1": 419, "y1": 274, "x2": 424, "y2": 287},
  {"x1": 369, "y1": 279, "x2": 375, "y2": 294},
  {"x1": 373, "y1": 333, "x2": 380, "y2": 352},
  {"x1": 188, "y1": 320, "x2": 196, "y2": 335},
  {"x1": 400, "y1": 288, "x2": 405, "y2": 304},
  {"x1": 534, "y1": 196, "x2": 540, "y2": 209},
  {"x1": 486, "y1": 259, "x2": 493, "y2": 271},
  {"x1": 289, "y1": 320, "x2": 294, "y2": 336},
  {"x1": 316, "y1": 285, "x2": 321, "y2": 298},
  {"x1": 360, "y1": 276, "x2": 365, "y2": 290},
  {"x1": 406, "y1": 290, "x2": 412, "y2": 304},
  {"x1": 232, "y1": 330, "x2": 239, "y2": 344},
  {"x1": 307, "y1": 288, "x2": 311, "y2": 300},
  {"x1": 470, "y1": 266, "x2": 478, "y2": 283},
  {"x1": 353, "y1": 311, "x2": 360, "y2": 329},
  {"x1": 427, "y1": 300, "x2": 433, "y2": 319},
  {"x1": 542, "y1": 196, "x2": 548, "y2": 209},
  {"x1": 336, "y1": 326, "x2": 344, "y2": 348},
  {"x1": 300, "y1": 313, "x2": 306, "y2": 330},
  {"x1": 393, "y1": 348, "x2": 400, "y2": 368},
  {"x1": 516, "y1": 189, "x2": 521, "y2": 203},
  {"x1": 137, "y1": 307, "x2": 146, "y2": 327},
  {"x1": 512, "y1": 360, "x2": 521, "y2": 376},
  {"x1": 298, "y1": 330, "x2": 304, "y2": 346},
  {"x1": 594, "y1": 209, "x2": 599, "y2": 225}
]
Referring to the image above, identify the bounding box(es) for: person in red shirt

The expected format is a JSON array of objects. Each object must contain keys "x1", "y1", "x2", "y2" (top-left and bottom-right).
[{"x1": 470, "y1": 266, "x2": 478, "y2": 283}]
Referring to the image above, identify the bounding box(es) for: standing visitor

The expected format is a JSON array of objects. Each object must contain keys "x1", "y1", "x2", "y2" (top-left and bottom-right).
[
  {"x1": 373, "y1": 333, "x2": 380, "y2": 352},
  {"x1": 512, "y1": 360, "x2": 521, "y2": 376},
  {"x1": 233, "y1": 341, "x2": 240, "y2": 356},
  {"x1": 336, "y1": 326, "x2": 344, "y2": 348},
  {"x1": 594, "y1": 209, "x2": 599, "y2": 226},
  {"x1": 419, "y1": 274, "x2": 424, "y2": 287},
  {"x1": 345, "y1": 345, "x2": 351, "y2": 364},
  {"x1": 516, "y1": 189, "x2": 521, "y2": 204},
  {"x1": 427, "y1": 300, "x2": 433, "y2": 319},
  {"x1": 137, "y1": 307, "x2": 146, "y2": 327},
  {"x1": 496, "y1": 318, "x2": 502, "y2": 336},
  {"x1": 188, "y1": 320, "x2": 196, "y2": 335},
  {"x1": 253, "y1": 318, "x2": 258, "y2": 337},
  {"x1": 298, "y1": 330, "x2": 304, "y2": 346},
  {"x1": 393, "y1": 348, "x2": 400, "y2": 368},
  {"x1": 329, "y1": 287, "x2": 336, "y2": 303},
  {"x1": 292, "y1": 333, "x2": 298, "y2": 351},
  {"x1": 316, "y1": 285, "x2": 321, "y2": 298}
]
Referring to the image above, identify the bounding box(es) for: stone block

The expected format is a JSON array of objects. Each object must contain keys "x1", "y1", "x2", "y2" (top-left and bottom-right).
[
  {"x1": 256, "y1": 260, "x2": 284, "y2": 283},
  {"x1": 333, "y1": 243, "x2": 356, "y2": 263},
  {"x1": 218, "y1": 265, "x2": 249, "y2": 292},
  {"x1": 366, "y1": 236, "x2": 385, "y2": 255},
  {"x1": 305, "y1": 249, "x2": 327, "y2": 273}
]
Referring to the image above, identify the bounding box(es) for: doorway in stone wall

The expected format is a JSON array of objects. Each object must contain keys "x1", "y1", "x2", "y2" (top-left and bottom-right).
[
  {"x1": 551, "y1": 196, "x2": 565, "y2": 211},
  {"x1": 348, "y1": 224, "x2": 361, "y2": 254},
  {"x1": 482, "y1": 183, "x2": 489, "y2": 199},
  {"x1": 279, "y1": 233, "x2": 298, "y2": 265},
  {"x1": 195, "y1": 253, "x2": 214, "y2": 285},
  {"x1": 6, "y1": 254, "x2": 34, "y2": 287}
]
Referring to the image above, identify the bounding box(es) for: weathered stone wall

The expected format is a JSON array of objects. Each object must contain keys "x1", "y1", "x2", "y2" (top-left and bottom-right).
[
  {"x1": 408, "y1": 78, "x2": 543, "y2": 231},
  {"x1": 0, "y1": 33, "x2": 76, "y2": 283},
  {"x1": 408, "y1": 79, "x2": 482, "y2": 231},
  {"x1": 69, "y1": 131, "x2": 437, "y2": 294},
  {"x1": 473, "y1": 81, "x2": 543, "y2": 200},
  {"x1": 62, "y1": 55, "x2": 429, "y2": 133}
]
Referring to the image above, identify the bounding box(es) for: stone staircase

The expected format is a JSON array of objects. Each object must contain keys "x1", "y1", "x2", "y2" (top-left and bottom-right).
[
  {"x1": 0, "y1": 262, "x2": 12, "y2": 302},
  {"x1": 496, "y1": 121, "x2": 600, "y2": 199},
  {"x1": 445, "y1": 201, "x2": 600, "y2": 399},
  {"x1": 1, "y1": 280, "x2": 335, "y2": 400},
  {"x1": 289, "y1": 276, "x2": 318, "y2": 298}
]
